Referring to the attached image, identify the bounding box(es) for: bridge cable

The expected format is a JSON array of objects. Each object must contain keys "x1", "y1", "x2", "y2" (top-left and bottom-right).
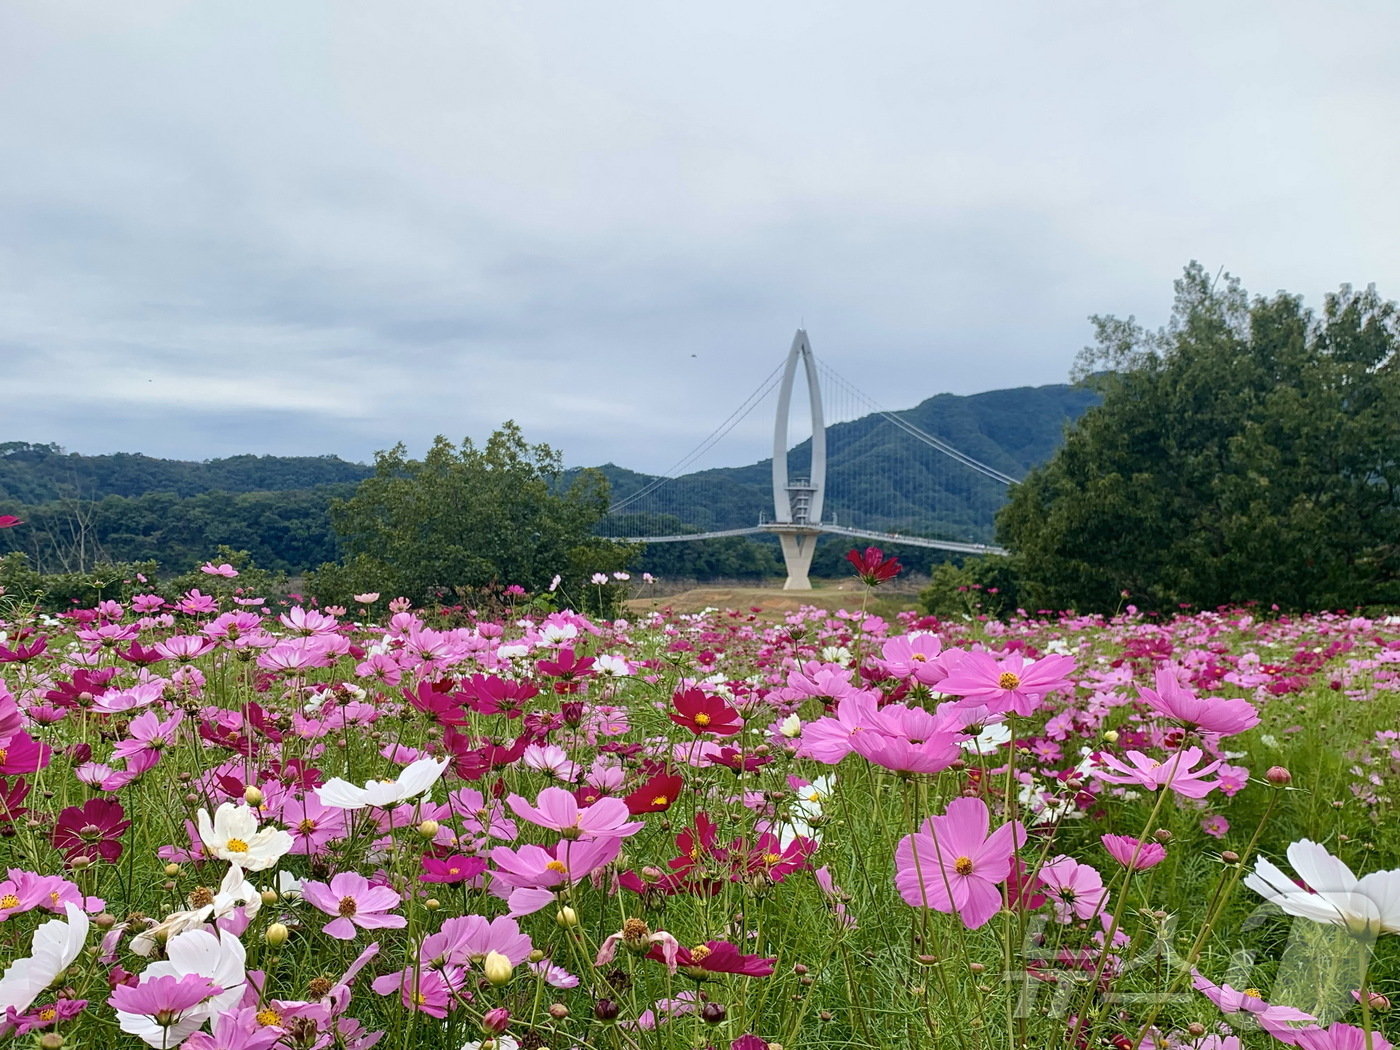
[
  {"x1": 606, "y1": 360, "x2": 787, "y2": 515},
  {"x1": 816, "y1": 362, "x2": 1022, "y2": 486}
]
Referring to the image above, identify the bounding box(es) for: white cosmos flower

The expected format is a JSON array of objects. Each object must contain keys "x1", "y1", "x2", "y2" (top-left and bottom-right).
[
  {"x1": 122, "y1": 928, "x2": 247, "y2": 1046},
  {"x1": 961, "y1": 723, "x2": 1013, "y2": 755},
  {"x1": 1245, "y1": 839, "x2": 1400, "y2": 938},
  {"x1": 315, "y1": 756, "x2": 450, "y2": 810},
  {"x1": 196, "y1": 803, "x2": 293, "y2": 871},
  {"x1": 131, "y1": 863, "x2": 262, "y2": 956},
  {"x1": 0, "y1": 903, "x2": 89, "y2": 1015}
]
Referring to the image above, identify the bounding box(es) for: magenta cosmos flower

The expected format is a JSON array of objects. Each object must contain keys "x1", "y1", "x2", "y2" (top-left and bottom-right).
[
  {"x1": 1138, "y1": 668, "x2": 1259, "y2": 737},
  {"x1": 937, "y1": 650, "x2": 1076, "y2": 717},
  {"x1": 669, "y1": 688, "x2": 742, "y2": 736},
  {"x1": 52, "y1": 798, "x2": 130, "y2": 863},
  {"x1": 1100, "y1": 834, "x2": 1166, "y2": 871},
  {"x1": 894, "y1": 796, "x2": 1026, "y2": 929},
  {"x1": 301, "y1": 873, "x2": 406, "y2": 940}
]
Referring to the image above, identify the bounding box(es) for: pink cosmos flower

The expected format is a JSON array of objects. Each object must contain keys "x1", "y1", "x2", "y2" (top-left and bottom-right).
[
  {"x1": 1293, "y1": 1022, "x2": 1394, "y2": 1050},
  {"x1": 1138, "y1": 667, "x2": 1259, "y2": 736},
  {"x1": 878, "y1": 633, "x2": 950, "y2": 686},
  {"x1": 1035, "y1": 856, "x2": 1109, "y2": 923},
  {"x1": 1201, "y1": 815, "x2": 1230, "y2": 839},
  {"x1": 507, "y1": 787, "x2": 642, "y2": 839},
  {"x1": 796, "y1": 693, "x2": 883, "y2": 764},
  {"x1": 201, "y1": 563, "x2": 239, "y2": 577},
  {"x1": 1191, "y1": 972, "x2": 1318, "y2": 1044},
  {"x1": 183, "y1": 1007, "x2": 283, "y2": 1050},
  {"x1": 420, "y1": 914, "x2": 533, "y2": 969},
  {"x1": 1100, "y1": 834, "x2": 1166, "y2": 871},
  {"x1": 937, "y1": 650, "x2": 1076, "y2": 717},
  {"x1": 1090, "y1": 747, "x2": 1223, "y2": 799},
  {"x1": 848, "y1": 725, "x2": 963, "y2": 774},
  {"x1": 177, "y1": 589, "x2": 220, "y2": 615},
  {"x1": 301, "y1": 873, "x2": 406, "y2": 940},
  {"x1": 489, "y1": 837, "x2": 623, "y2": 916},
  {"x1": 894, "y1": 796, "x2": 1026, "y2": 929},
  {"x1": 111, "y1": 974, "x2": 224, "y2": 1046},
  {"x1": 111, "y1": 710, "x2": 183, "y2": 764},
  {"x1": 369, "y1": 966, "x2": 457, "y2": 1018}
]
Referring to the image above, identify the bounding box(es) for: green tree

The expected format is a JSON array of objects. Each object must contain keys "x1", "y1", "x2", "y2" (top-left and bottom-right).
[
  {"x1": 999, "y1": 263, "x2": 1400, "y2": 613},
  {"x1": 312, "y1": 423, "x2": 631, "y2": 606}
]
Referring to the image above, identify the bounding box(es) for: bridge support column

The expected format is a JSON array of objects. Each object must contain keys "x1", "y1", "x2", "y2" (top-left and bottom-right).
[{"x1": 773, "y1": 527, "x2": 821, "y2": 590}]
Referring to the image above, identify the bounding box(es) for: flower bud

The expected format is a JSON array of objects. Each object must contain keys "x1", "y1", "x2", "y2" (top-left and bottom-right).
[
  {"x1": 529, "y1": 949, "x2": 545, "y2": 963},
  {"x1": 163, "y1": 863, "x2": 182, "y2": 877},
  {"x1": 555, "y1": 906, "x2": 578, "y2": 928},
  {"x1": 483, "y1": 951, "x2": 514, "y2": 986},
  {"x1": 260, "y1": 890, "x2": 278, "y2": 905},
  {"x1": 1266, "y1": 766, "x2": 1292, "y2": 786},
  {"x1": 701, "y1": 1002, "x2": 727, "y2": 1023},
  {"x1": 95, "y1": 912, "x2": 117, "y2": 930},
  {"x1": 1221, "y1": 851, "x2": 1240, "y2": 865},
  {"x1": 1102, "y1": 729, "x2": 1119, "y2": 743},
  {"x1": 424, "y1": 898, "x2": 441, "y2": 911},
  {"x1": 593, "y1": 999, "x2": 620, "y2": 1022},
  {"x1": 481, "y1": 1007, "x2": 510, "y2": 1034},
  {"x1": 38, "y1": 1035, "x2": 65, "y2": 1050},
  {"x1": 1153, "y1": 829, "x2": 1172, "y2": 843},
  {"x1": 243, "y1": 785, "x2": 264, "y2": 806},
  {"x1": 264, "y1": 922, "x2": 290, "y2": 947},
  {"x1": 548, "y1": 1003, "x2": 569, "y2": 1020},
  {"x1": 417, "y1": 819, "x2": 440, "y2": 839},
  {"x1": 779, "y1": 714, "x2": 802, "y2": 738}
]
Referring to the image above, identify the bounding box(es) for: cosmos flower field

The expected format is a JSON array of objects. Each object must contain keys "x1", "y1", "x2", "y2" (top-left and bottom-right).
[{"x1": 1, "y1": 560, "x2": 1399, "y2": 1050}]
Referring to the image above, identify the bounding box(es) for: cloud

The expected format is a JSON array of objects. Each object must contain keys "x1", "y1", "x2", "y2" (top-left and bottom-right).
[{"x1": 2, "y1": 0, "x2": 1399, "y2": 475}]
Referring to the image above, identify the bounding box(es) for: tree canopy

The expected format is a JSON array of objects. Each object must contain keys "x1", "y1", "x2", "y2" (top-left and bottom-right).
[
  {"x1": 312, "y1": 423, "x2": 629, "y2": 605},
  {"x1": 999, "y1": 263, "x2": 1400, "y2": 613}
]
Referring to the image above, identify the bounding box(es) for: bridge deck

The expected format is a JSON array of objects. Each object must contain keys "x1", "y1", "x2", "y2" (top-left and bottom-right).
[{"x1": 612, "y1": 523, "x2": 1006, "y2": 557}]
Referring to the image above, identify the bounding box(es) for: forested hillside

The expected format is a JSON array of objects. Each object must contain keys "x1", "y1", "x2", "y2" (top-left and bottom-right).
[
  {"x1": 0, "y1": 382, "x2": 1095, "y2": 579},
  {"x1": 597, "y1": 383, "x2": 1098, "y2": 537}
]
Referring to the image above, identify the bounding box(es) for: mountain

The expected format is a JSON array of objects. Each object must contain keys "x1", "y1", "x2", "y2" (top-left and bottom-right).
[
  {"x1": 0, "y1": 442, "x2": 372, "y2": 503},
  {"x1": 0, "y1": 382, "x2": 1098, "y2": 578},
  {"x1": 591, "y1": 383, "x2": 1099, "y2": 543}
]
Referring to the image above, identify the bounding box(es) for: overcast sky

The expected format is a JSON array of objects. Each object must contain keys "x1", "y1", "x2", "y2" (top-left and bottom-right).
[{"x1": 3, "y1": 1, "x2": 1397, "y2": 475}]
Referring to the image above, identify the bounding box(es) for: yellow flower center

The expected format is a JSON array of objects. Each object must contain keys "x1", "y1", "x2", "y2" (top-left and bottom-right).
[
  {"x1": 298, "y1": 819, "x2": 317, "y2": 834},
  {"x1": 998, "y1": 672, "x2": 1021, "y2": 690},
  {"x1": 39, "y1": 1007, "x2": 56, "y2": 1022},
  {"x1": 256, "y1": 1009, "x2": 281, "y2": 1027},
  {"x1": 689, "y1": 945, "x2": 712, "y2": 962},
  {"x1": 338, "y1": 896, "x2": 357, "y2": 917},
  {"x1": 693, "y1": 712, "x2": 712, "y2": 726},
  {"x1": 954, "y1": 856, "x2": 975, "y2": 876},
  {"x1": 912, "y1": 653, "x2": 928, "y2": 662},
  {"x1": 651, "y1": 795, "x2": 670, "y2": 806},
  {"x1": 412, "y1": 992, "x2": 427, "y2": 1006},
  {"x1": 545, "y1": 860, "x2": 567, "y2": 874},
  {"x1": 225, "y1": 838, "x2": 250, "y2": 853},
  {"x1": 0, "y1": 894, "x2": 19, "y2": 909},
  {"x1": 0, "y1": 748, "x2": 9, "y2": 764},
  {"x1": 1244, "y1": 988, "x2": 1262, "y2": 998},
  {"x1": 763, "y1": 852, "x2": 782, "y2": 866}
]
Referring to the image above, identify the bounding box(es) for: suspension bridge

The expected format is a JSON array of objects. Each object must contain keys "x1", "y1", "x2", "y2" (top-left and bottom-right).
[{"x1": 600, "y1": 330, "x2": 1018, "y2": 589}]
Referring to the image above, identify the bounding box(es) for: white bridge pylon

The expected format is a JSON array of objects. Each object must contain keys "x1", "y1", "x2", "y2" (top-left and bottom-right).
[{"x1": 617, "y1": 329, "x2": 1010, "y2": 590}]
